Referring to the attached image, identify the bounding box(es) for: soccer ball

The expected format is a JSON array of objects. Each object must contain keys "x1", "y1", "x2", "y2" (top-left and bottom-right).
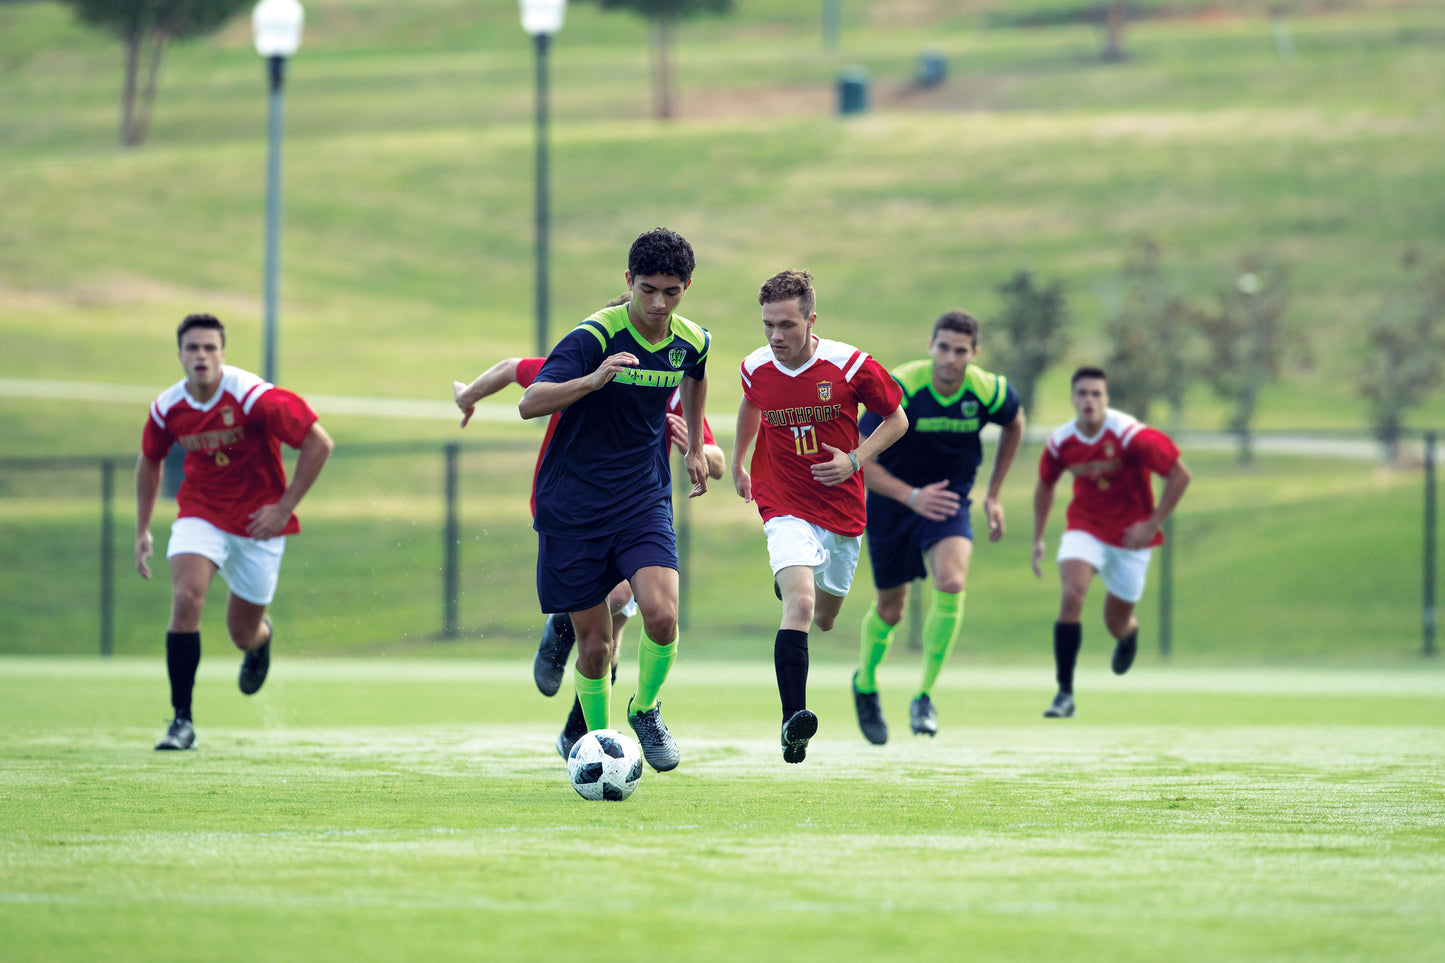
[{"x1": 567, "y1": 729, "x2": 643, "y2": 801}]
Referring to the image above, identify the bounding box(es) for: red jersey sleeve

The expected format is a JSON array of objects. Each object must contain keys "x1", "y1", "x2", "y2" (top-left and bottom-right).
[
  {"x1": 253, "y1": 387, "x2": 319, "y2": 448},
  {"x1": 141, "y1": 408, "x2": 172, "y2": 462},
  {"x1": 852, "y1": 357, "x2": 903, "y2": 419},
  {"x1": 1038, "y1": 443, "x2": 1066, "y2": 485},
  {"x1": 1131, "y1": 426, "x2": 1180, "y2": 476},
  {"x1": 515, "y1": 357, "x2": 547, "y2": 388}
]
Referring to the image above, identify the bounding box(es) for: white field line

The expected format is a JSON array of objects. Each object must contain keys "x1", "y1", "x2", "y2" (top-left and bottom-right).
[{"x1": 1, "y1": 656, "x2": 1442, "y2": 695}]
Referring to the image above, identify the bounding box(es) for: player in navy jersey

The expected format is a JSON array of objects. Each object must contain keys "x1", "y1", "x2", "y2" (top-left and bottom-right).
[
  {"x1": 852, "y1": 310, "x2": 1025, "y2": 743},
  {"x1": 1032, "y1": 367, "x2": 1191, "y2": 718},
  {"x1": 518, "y1": 228, "x2": 711, "y2": 773},
  {"x1": 733, "y1": 269, "x2": 907, "y2": 763},
  {"x1": 136, "y1": 314, "x2": 333, "y2": 751}
]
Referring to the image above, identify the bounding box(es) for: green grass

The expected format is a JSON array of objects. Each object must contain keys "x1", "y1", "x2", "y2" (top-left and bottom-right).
[{"x1": 1, "y1": 657, "x2": 1442, "y2": 963}]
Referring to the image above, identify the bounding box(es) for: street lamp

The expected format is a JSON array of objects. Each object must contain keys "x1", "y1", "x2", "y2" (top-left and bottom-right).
[
  {"x1": 252, "y1": 0, "x2": 305, "y2": 385},
  {"x1": 520, "y1": 0, "x2": 566, "y2": 357}
]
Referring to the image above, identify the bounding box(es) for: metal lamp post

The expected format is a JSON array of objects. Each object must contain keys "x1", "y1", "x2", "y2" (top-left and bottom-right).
[
  {"x1": 252, "y1": 0, "x2": 305, "y2": 385},
  {"x1": 520, "y1": 0, "x2": 566, "y2": 357}
]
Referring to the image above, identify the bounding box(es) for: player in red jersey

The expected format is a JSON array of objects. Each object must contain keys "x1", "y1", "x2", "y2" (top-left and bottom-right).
[
  {"x1": 136, "y1": 314, "x2": 333, "y2": 751},
  {"x1": 451, "y1": 306, "x2": 724, "y2": 759},
  {"x1": 1031, "y1": 366, "x2": 1191, "y2": 718},
  {"x1": 732, "y1": 269, "x2": 907, "y2": 763}
]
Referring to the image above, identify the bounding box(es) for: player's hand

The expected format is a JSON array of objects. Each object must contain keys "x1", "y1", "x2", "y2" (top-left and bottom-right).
[
  {"x1": 665, "y1": 412, "x2": 689, "y2": 453},
  {"x1": 247, "y1": 503, "x2": 290, "y2": 541},
  {"x1": 1121, "y1": 521, "x2": 1157, "y2": 550},
  {"x1": 911, "y1": 480, "x2": 961, "y2": 521},
  {"x1": 1030, "y1": 540, "x2": 1045, "y2": 578},
  {"x1": 812, "y1": 443, "x2": 856, "y2": 487},
  {"x1": 685, "y1": 447, "x2": 708, "y2": 498},
  {"x1": 453, "y1": 381, "x2": 476, "y2": 428},
  {"x1": 135, "y1": 531, "x2": 153, "y2": 580},
  {"x1": 588, "y1": 352, "x2": 640, "y2": 391},
  {"x1": 984, "y1": 496, "x2": 1005, "y2": 542},
  {"x1": 733, "y1": 468, "x2": 753, "y2": 503}
]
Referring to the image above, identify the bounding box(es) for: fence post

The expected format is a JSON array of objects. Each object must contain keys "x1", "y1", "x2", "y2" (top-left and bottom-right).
[
  {"x1": 907, "y1": 578, "x2": 924, "y2": 650},
  {"x1": 1425, "y1": 432, "x2": 1437, "y2": 657},
  {"x1": 100, "y1": 459, "x2": 115, "y2": 657},
  {"x1": 1159, "y1": 514, "x2": 1173, "y2": 659},
  {"x1": 443, "y1": 442, "x2": 460, "y2": 637},
  {"x1": 674, "y1": 450, "x2": 691, "y2": 632}
]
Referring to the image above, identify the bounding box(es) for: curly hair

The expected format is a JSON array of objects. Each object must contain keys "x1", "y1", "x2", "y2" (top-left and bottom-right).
[
  {"x1": 757, "y1": 269, "x2": 816, "y2": 318},
  {"x1": 628, "y1": 228, "x2": 696, "y2": 283},
  {"x1": 177, "y1": 313, "x2": 225, "y2": 348}
]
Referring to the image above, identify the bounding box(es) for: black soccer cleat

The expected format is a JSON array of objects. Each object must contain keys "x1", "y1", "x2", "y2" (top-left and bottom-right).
[
  {"x1": 781, "y1": 709, "x2": 818, "y2": 764},
  {"x1": 534, "y1": 613, "x2": 576, "y2": 697},
  {"x1": 154, "y1": 716, "x2": 196, "y2": 751},
  {"x1": 1043, "y1": 691, "x2": 1076, "y2": 718},
  {"x1": 1112, "y1": 631, "x2": 1139, "y2": 676},
  {"x1": 556, "y1": 702, "x2": 589, "y2": 760},
  {"x1": 627, "y1": 696, "x2": 679, "y2": 772},
  {"x1": 851, "y1": 671, "x2": 888, "y2": 745},
  {"x1": 909, "y1": 694, "x2": 938, "y2": 737},
  {"x1": 238, "y1": 617, "x2": 272, "y2": 696}
]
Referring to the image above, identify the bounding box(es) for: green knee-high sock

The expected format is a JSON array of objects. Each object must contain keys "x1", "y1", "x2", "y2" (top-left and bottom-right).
[
  {"x1": 574, "y1": 667, "x2": 611, "y2": 731},
  {"x1": 918, "y1": 590, "x2": 965, "y2": 697},
  {"x1": 856, "y1": 605, "x2": 896, "y2": 693},
  {"x1": 631, "y1": 631, "x2": 677, "y2": 714}
]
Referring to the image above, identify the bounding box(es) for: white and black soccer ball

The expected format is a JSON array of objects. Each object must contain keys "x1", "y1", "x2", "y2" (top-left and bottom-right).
[{"x1": 567, "y1": 729, "x2": 643, "y2": 801}]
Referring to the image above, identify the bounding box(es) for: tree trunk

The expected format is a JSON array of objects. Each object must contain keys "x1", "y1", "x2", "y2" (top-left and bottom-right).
[
  {"x1": 1102, "y1": 1, "x2": 1127, "y2": 62},
  {"x1": 131, "y1": 30, "x2": 170, "y2": 148},
  {"x1": 650, "y1": 15, "x2": 675, "y2": 120},
  {"x1": 120, "y1": 31, "x2": 141, "y2": 147}
]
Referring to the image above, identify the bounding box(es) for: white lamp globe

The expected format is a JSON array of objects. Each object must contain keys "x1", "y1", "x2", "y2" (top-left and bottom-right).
[
  {"x1": 253, "y1": 0, "x2": 306, "y2": 58},
  {"x1": 520, "y1": 0, "x2": 567, "y2": 37}
]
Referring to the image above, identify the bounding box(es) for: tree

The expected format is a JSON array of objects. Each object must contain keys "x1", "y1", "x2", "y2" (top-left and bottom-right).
[
  {"x1": 1100, "y1": 1, "x2": 1128, "y2": 62},
  {"x1": 988, "y1": 270, "x2": 1071, "y2": 424},
  {"x1": 1360, "y1": 249, "x2": 1445, "y2": 462},
  {"x1": 1104, "y1": 238, "x2": 1197, "y2": 427},
  {"x1": 580, "y1": 0, "x2": 734, "y2": 120},
  {"x1": 1194, "y1": 254, "x2": 1305, "y2": 464},
  {"x1": 61, "y1": 0, "x2": 250, "y2": 147}
]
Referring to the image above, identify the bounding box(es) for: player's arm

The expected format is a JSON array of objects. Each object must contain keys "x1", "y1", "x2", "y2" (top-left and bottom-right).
[
  {"x1": 134, "y1": 453, "x2": 163, "y2": 580},
  {"x1": 453, "y1": 358, "x2": 522, "y2": 428},
  {"x1": 247, "y1": 422, "x2": 335, "y2": 540},
  {"x1": 860, "y1": 457, "x2": 959, "y2": 522},
  {"x1": 982, "y1": 409, "x2": 1027, "y2": 542},
  {"x1": 732, "y1": 396, "x2": 761, "y2": 503},
  {"x1": 665, "y1": 414, "x2": 725, "y2": 479},
  {"x1": 818, "y1": 405, "x2": 908, "y2": 487},
  {"x1": 518, "y1": 352, "x2": 639, "y2": 419},
  {"x1": 679, "y1": 372, "x2": 709, "y2": 497},
  {"x1": 1122, "y1": 458, "x2": 1192, "y2": 550},
  {"x1": 1030, "y1": 477, "x2": 1055, "y2": 578}
]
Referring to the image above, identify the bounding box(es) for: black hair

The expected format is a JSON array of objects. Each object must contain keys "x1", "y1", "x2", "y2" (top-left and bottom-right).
[
  {"x1": 177, "y1": 313, "x2": 225, "y2": 348},
  {"x1": 628, "y1": 228, "x2": 696, "y2": 283}
]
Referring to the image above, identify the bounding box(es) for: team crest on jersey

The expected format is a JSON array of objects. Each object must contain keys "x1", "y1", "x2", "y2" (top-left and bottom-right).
[
  {"x1": 817, "y1": 382, "x2": 832, "y2": 401},
  {"x1": 221, "y1": 407, "x2": 235, "y2": 427},
  {"x1": 963, "y1": 400, "x2": 977, "y2": 417},
  {"x1": 668, "y1": 347, "x2": 687, "y2": 369}
]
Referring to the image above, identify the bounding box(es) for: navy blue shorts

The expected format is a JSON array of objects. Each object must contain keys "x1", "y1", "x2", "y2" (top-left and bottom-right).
[
  {"x1": 864, "y1": 494, "x2": 972, "y2": 590},
  {"x1": 536, "y1": 509, "x2": 678, "y2": 614}
]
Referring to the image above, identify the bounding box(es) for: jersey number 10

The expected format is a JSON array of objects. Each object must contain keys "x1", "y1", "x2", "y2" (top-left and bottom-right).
[{"x1": 790, "y1": 424, "x2": 818, "y2": 456}]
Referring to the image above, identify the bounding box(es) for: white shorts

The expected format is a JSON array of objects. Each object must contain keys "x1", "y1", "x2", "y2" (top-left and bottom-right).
[
  {"x1": 167, "y1": 516, "x2": 286, "y2": 606},
  {"x1": 1057, "y1": 529, "x2": 1151, "y2": 604},
  {"x1": 619, "y1": 597, "x2": 640, "y2": 619},
  {"x1": 762, "y1": 515, "x2": 861, "y2": 599}
]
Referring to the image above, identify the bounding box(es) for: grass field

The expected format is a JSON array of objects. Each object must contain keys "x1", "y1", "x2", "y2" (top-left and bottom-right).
[{"x1": 1, "y1": 657, "x2": 1442, "y2": 962}]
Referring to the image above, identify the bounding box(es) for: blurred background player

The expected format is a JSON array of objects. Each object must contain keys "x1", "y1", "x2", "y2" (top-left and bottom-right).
[
  {"x1": 1031, "y1": 366, "x2": 1191, "y2": 718},
  {"x1": 732, "y1": 269, "x2": 906, "y2": 764},
  {"x1": 136, "y1": 313, "x2": 333, "y2": 750},
  {"x1": 518, "y1": 227, "x2": 711, "y2": 773},
  {"x1": 450, "y1": 298, "x2": 724, "y2": 758},
  {"x1": 852, "y1": 310, "x2": 1025, "y2": 744}
]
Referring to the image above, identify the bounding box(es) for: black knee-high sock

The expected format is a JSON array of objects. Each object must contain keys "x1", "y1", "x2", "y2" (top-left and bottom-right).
[
  {"x1": 564, "y1": 695, "x2": 586, "y2": 733},
  {"x1": 1053, "y1": 621, "x2": 1082, "y2": 694},
  {"x1": 166, "y1": 631, "x2": 201, "y2": 720},
  {"x1": 774, "y1": 629, "x2": 810, "y2": 719}
]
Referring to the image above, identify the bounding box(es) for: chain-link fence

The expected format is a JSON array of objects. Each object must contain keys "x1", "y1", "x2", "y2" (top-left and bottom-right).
[{"x1": 0, "y1": 430, "x2": 1437, "y2": 662}]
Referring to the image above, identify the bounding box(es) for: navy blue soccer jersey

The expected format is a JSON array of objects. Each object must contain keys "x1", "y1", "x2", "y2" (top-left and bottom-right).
[
  {"x1": 860, "y1": 360, "x2": 1020, "y2": 496},
  {"x1": 532, "y1": 303, "x2": 710, "y2": 537}
]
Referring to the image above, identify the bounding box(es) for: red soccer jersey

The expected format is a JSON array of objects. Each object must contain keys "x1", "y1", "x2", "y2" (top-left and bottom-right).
[
  {"x1": 1038, "y1": 409, "x2": 1180, "y2": 548},
  {"x1": 516, "y1": 357, "x2": 716, "y2": 518},
  {"x1": 141, "y1": 365, "x2": 318, "y2": 537},
  {"x1": 740, "y1": 337, "x2": 902, "y2": 537}
]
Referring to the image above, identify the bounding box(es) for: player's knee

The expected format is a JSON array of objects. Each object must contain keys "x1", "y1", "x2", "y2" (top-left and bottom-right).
[
  {"x1": 934, "y1": 574, "x2": 965, "y2": 595},
  {"x1": 640, "y1": 613, "x2": 678, "y2": 646},
  {"x1": 814, "y1": 614, "x2": 837, "y2": 632}
]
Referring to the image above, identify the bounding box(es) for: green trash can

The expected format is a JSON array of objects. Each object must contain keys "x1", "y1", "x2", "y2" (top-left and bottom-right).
[{"x1": 838, "y1": 66, "x2": 868, "y2": 115}]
